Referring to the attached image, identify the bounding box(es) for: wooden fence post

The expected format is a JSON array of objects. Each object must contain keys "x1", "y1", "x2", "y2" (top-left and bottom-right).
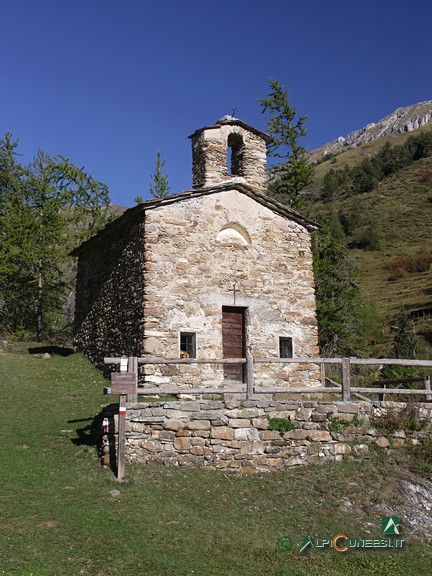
[
  {"x1": 341, "y1": 358, "x2": 351, "y2": 401},
  {"x1": 246, "y1": 354, "x2": 254, "y2": 399},
  {"x1": 320, "y1": 363, "x2": 326, "y2": 387},
  {"x1": 128, "y1": 356, "x2": 138, "y2": 403},
  {"x1": 425, "y1": 374, "x2": 431, "y2": 402}
]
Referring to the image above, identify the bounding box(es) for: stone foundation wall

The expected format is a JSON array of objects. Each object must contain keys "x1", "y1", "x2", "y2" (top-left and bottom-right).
[{"x1": 97, "y1": 399, "x2": 432, "y2": 473}]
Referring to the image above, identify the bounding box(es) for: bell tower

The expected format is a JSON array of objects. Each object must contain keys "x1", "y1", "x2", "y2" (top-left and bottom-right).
[{"x1": 188, "y1": 116, "x2": 270, "y2": 191}]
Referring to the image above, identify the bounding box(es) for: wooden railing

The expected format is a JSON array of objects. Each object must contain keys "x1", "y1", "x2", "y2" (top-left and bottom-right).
[{"x1": 103, "y1": 356, "x2": 432, "y2": 402}]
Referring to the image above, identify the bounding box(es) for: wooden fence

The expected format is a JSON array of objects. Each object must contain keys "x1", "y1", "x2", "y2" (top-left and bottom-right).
[{"x1": 103, "y1": 356, "x2": 432, "y2": 403}]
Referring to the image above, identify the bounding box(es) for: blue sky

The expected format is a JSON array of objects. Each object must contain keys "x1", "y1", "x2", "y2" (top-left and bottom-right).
[{"x1": 2, "y1": 0, "x2": 431, "y2": 206}]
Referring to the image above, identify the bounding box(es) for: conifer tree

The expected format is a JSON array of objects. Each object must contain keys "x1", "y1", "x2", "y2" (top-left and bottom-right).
[
  {"x1": 259, "y1": 83, "x2": 377, "y2": 356},
  {"x1": 149, "y1": 150, "x2": 170, "y2": 199},
  {"x1": 135, "y1": 150, "x2": 171, "y2": 203},
  {"x1": 312, "y1": 228, "x2": 366, "y2": 356},
  {"x1": 259, "y1": 79, "x2": 314, "y2": 207},
  {"x1": 0, "y1": 134, "x2": 111, "y2": 340},
  {"x1": 381, "y1": 311, "x2": 423, "y2": 381}
]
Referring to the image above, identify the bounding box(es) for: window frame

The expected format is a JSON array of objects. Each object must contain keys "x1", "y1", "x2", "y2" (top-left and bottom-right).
[
  {"x1": 179, "y1": 331, "x2": 197, "y2": 358},
  {"x1": 279, "y1": 336, "x2": 294, "y2": 359}
]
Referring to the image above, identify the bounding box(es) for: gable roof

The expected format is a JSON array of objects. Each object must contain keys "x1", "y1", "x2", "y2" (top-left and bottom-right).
[
  {"x1": 188, "y1": 116, "x2": 272, "y2": 144},
  {"x1": 71, "y1": 182, "x2": 319, "y2": 257}
]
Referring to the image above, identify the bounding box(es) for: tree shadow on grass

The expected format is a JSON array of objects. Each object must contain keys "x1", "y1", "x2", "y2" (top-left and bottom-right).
[
  {"x1": 69, "y1": 417, "x2": 96, "y2": 447},
  {"x1": 28, "y1": 345, "x2": 75, "y2": 356},
  {"x1": 69, "y1": 408, "x2": 118, "y2": 476}
]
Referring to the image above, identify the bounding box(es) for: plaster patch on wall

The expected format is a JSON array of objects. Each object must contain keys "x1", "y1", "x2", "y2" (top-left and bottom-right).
[
  {"x1": 165, "y1": 308, "x2": 213, "y2": 333},
  {"x1": 216, "y1": 223, "x2": 251, "y2": 245}
]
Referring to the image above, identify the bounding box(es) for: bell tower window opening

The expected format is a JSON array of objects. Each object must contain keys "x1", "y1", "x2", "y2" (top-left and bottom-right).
[{"x1": 227, "y1": 133, "x2": 244, "y2": 176}]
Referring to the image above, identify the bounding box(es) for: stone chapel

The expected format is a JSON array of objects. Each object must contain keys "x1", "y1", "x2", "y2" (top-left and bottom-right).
[{"x1": 72, "y1": 116, "x2": 321, "y2": 391}]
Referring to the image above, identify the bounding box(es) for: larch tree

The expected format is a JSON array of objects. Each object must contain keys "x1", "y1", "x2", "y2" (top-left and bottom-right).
[
  {"x1": 0, "y1": 134, "x2": 111, "y2": 341},
  {"x1": 311, "y1": 227, "x2": 372, "y2": 356},
  {"x1": 259, "y1": 78, "x2": 314, "y2": 208},
  {"x1": 258, "y1": 82, "x2": 377, "y2": 357},
  {"x1": 149, "y1": 150, "x2": 170, "y2": 199},
  {"x1": 134, "y1": 149, "x2": 170, "y2": 203}
]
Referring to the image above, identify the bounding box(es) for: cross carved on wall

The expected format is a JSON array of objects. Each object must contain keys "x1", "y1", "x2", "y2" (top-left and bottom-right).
[{"x1": 229, "y1": 282, "x2": 238, "y2": 304}]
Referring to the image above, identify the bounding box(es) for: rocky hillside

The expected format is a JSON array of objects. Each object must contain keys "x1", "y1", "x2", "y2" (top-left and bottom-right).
[
  {"x1": 311, "y1": 100, "x2": 432, "y2": 161},
  {"x1": 307, "y1": 114, "x2": 432, "y2": 353}
]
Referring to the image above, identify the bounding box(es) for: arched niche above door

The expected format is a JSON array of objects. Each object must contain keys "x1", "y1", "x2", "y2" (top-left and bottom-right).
[{"x1": 216, "y1": 223, "x2": 251, "y2": 245}]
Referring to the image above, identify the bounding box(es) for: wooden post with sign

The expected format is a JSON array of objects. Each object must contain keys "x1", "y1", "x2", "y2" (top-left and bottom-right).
[
  {"x1": 104, "y1": 358, "x2": 138, "y2": 481},
  {"x1": 118, "y1": 391, "x2": 127, "y2": 481}
]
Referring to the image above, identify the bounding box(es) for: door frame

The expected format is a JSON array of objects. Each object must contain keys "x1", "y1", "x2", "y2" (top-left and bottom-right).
[{"x1": 222, "y1": 305, "x2": 248, "y2": 382}]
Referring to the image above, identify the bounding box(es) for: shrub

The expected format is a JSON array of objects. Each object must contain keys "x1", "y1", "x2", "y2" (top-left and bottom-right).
[
  {"x1": 388, "y1": 267, "x2": 407, "y2": 281},
  {"x1": 268, "y1": 417, "x2": 294, "y2": 436},
  {"x1": 373, "y1": 401, "x2": 425, "y2": 433},
  {"x1": 325, "y1": 411, "x2": 363, "y2": 432},
  {"x1": 327, "y1": 414, "x2": 351, "y2": 432},
  {"x1": 349, "y1": 223, "x2": 381, "y2": 251},
  {"x1": 383, "y1": 254, "x2": 432, "y2": 279},
  {"x1": 408, "y1": 438, "x2": 432, "y2": 476}
]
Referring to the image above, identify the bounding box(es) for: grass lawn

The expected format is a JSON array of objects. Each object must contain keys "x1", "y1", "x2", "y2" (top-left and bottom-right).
[{"x1": 1, "y1": 343, "x2": 431, "y2": 575}]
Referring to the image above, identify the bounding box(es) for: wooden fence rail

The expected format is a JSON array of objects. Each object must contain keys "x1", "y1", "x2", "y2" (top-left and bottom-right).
[{"x1": 103, "y1": 356, "x2": 432, "y2": 402}]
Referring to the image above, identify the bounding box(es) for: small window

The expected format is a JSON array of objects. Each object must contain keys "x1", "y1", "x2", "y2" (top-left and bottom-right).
[
  {"x1": 180, "y1": 332, "x2": 196, "y2": 358},
  {"x1": 279, "y1": 337, "x2": 293, "y2": 358}
]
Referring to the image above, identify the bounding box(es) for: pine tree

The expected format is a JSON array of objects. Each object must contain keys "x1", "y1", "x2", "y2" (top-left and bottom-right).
[
  {"x1": 259, "y1": 79, "x2": 314, "y2": 207},
  {"x1": 392, "y1": 311, "x2": 418, "y2": 359},
  {"x1": 149, "y1": 150, "x2": 170, "y2": 199},
  {"x1": 312, "y1": 228, "x2": 367, "y2": 356}
]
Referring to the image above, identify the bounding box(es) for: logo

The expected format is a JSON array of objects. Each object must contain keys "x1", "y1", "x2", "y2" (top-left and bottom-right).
[
  {"x1": 382, "y1": 516, "x2": 401, "y2": 535},
  {"x1": 276, "y1": 535, "x2": 294, "y2": 552},
  {"x1": 277, "y1": 517, "x2": 405, "y2": 555},
  {"x1": 298, "y1": 535, "x2": 314, "y2": 553}
]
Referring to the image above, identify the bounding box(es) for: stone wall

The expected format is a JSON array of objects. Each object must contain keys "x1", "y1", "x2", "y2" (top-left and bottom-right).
[
  {"x1": 97, "y1": 398, "x2": 432, "y2": 473},
  {"x1": 74, "y1": 216, "x2": 146, "y2": 370},
  {"x1": 73, "y1": 188, "x2": 320, "y2": 390},
  {"x1": 142, "y1": 189, "x2": 320, "y2": 390},
  {"x1": 190, "y1": 120, "x2": 268, "y2": 191}
]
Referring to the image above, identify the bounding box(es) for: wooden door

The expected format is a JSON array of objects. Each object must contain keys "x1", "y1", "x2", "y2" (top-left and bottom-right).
[{"x1": 222, "y1": 307, "x2": 246, "y2": 381}]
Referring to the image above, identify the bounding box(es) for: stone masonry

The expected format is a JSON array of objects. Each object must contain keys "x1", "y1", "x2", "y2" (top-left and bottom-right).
[
  {"x1": 142, "y1": 188, "x2": 320, "y2": 390},
  {"x1": 73, "y1": 215, "x2": 146, "y2": 370},
  {"x1": 73, "y1": 116, "x2": 321, "y2": 391},
  {"x1": 189, "y1": 116, "x2": 270, "y2": 191},
  {"x1": 97, "y1": 398, "x2": 432, "y2": 472}
]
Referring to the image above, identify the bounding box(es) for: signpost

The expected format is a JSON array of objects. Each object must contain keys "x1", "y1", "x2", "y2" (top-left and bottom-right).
[
  {"x1": 110, "y1": 373, "x2": 137, "y2": 395},
  {"x1": 104, "y1": 357, "x2": 137, "y2": 480}
]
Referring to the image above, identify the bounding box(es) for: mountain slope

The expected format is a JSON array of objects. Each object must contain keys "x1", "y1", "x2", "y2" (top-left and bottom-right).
[
  {"x1": 308, "y1": 120, "x2": 432, "y2": 349},
  {"x1": 311, "y1": 100, "x2": 432, "y2": 162}
]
